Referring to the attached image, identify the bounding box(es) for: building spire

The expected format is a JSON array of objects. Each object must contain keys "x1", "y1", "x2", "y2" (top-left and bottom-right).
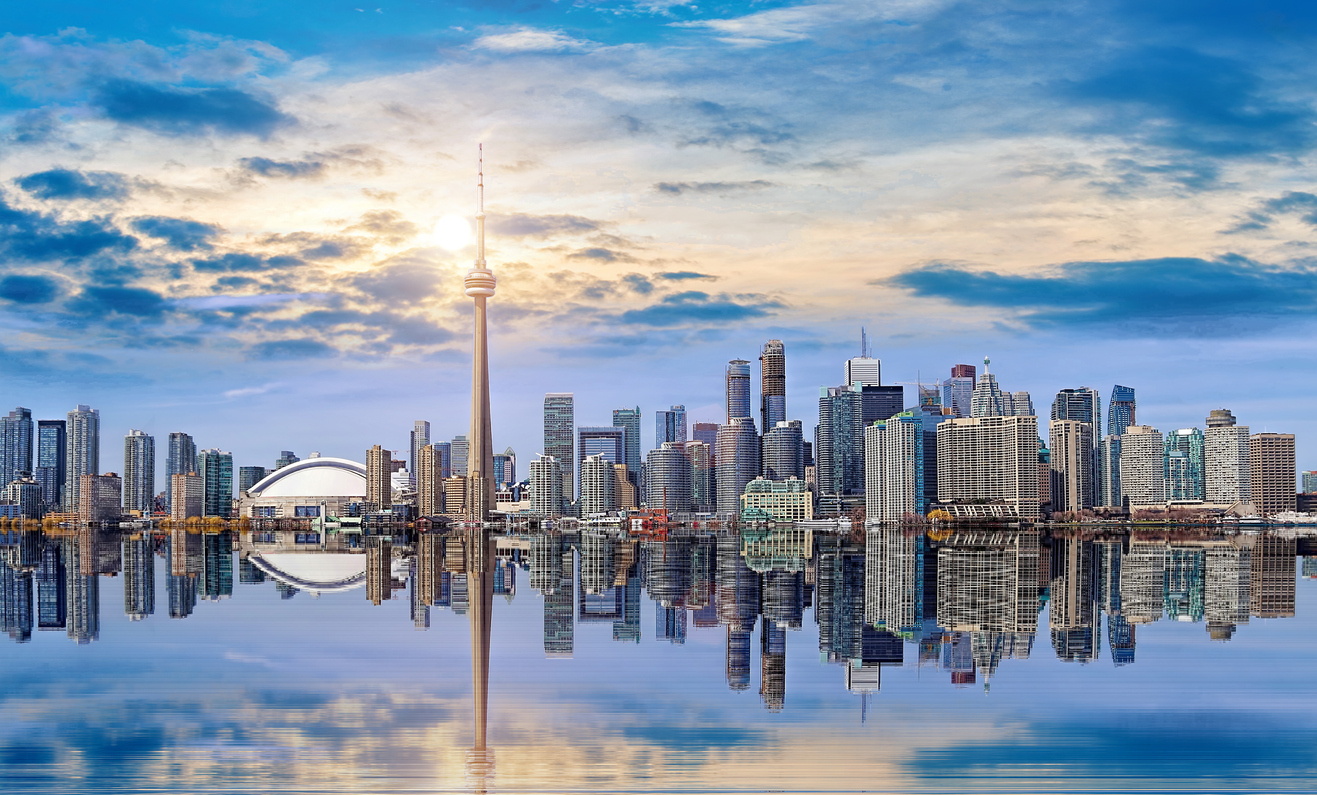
[{"x1": 476, "y1": 143, "x2": 486, "y2": 268}]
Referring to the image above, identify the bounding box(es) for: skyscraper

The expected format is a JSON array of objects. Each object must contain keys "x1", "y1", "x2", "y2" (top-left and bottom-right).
[
  {"x1": 942, "y1": 365, "x2": 976, "y2": 418},
  {"x1": 865, "y1": 412, "x2": 925, "y2": 522},
  {"x1": 686, "y1": 441, "x2": 714, "y2": 511},
  {"x1": 418, "y1": 444, "x2": 443, "y2": 516},
  {"x1": 692, "y1": 422, "x2": 719, "y2": 462},
  {"x1": 646, "y1": 443, "x2": 692, "y2": 512},
  {"x1": 1049, "y1": 419, "x2": 1094, "y2": 512},
  {"x1": 366, "y1": 445, "x2": 391, "y2": 510},
  {"x1": 1108, "y1": 385, "x2": 1136, "y2": 437},
  {"x1": 844, "y1": 356, "x2": 881, "y2": 388},
  {"x1": 1303, "y1": 471, "x2": 1317, "y2": 494},
  {"x1": 1, "y1": 407, "x2": 33, "y2": 488},
  {"x1": 237, "y1": 466, "x2": 267, "y2": 494},
  {"x1": 166, "y1": 432, "x2": 196, "y2": 512},
  {"x1": 579, "y1": 453, "x2": 617, "y2": 515},
  {"x1": 35, "y1": 420, "x2": 66, "y2": 511},
  {"x1": 612, "y1": 407, "x2": 642, "y2": 481},
  {"x1": 716, "y1": 418, "x2": 760, "y2": 515},
  {"x1": 410, "y1": 421, "x2": 430, "y2": 480},
  {"x1": 817, "y1": 386, "x2": 864, "y2": 496},
  {"x1": 970, "y1": 366, "x2": 1005, "y2": 418},
  {"x1": 196, "y1": 449, "x2": 233, "y2": 518},
  {"x1": 1249, "y1": 433, "x2": 1296, "y2": 517},
  {"x1": 1204, "y1": 409, "x2": 1250, "y2": 504},
  {"x1": 936, "y1": 415, "x2": 1041, "y2": 519},
  {"x1": 859, "y1": 386, "x2": 905, "y2": 426},
  {"x1": 1164, "y1": 428, "x2": 1205, "y2": 501},
  {"x1": 762, "y1": 420, "x2": 804, "y2": 481},
  {"x1": 275, "y1": 450, "x2": 299, "y2": 470},
  {"x1": 451, "y1": 435, "x2": 470, "y2": 477},
  {"x1": 543, "y1": 393, "x2": 574, "y2": 494},
  {"x1": 726, "y1": 359, "x2": 752, "y2": 421},
  {"x1": 492, "y1": 447, "x2": 515, "y2": 489},
  {"x1": 1119, "y1": 425, "x2": 1165, "y2": 508},
  {"x1": 656, "y1": 406, "x2": 687, "y2": 446},
  {"x1": 1097, "y1": 435, "x2": 1122, "y2": 507},
  {"x1": 64, "y1": 405, "x2": 99, "y2": 512},
  {"x1": 122, "y1": 430, "x2": 155, "y2": 514},
  {"x1": 529, "y1": 455, "x2": 563, "y2": 517},
  {"x1": 577, "y1": 426, "x2": 625, "y2": 499},
  {"x1": 1052, "y1": 388, "x2": 1102, "y2": 440},
  {"x1": 760, "y1": 340, "x2": 786, "y2": 431},
  {"x1": 464, "y1": 147, "x2": 498, "y2": 521}
]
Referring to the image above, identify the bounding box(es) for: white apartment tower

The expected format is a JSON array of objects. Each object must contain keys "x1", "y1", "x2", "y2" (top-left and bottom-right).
[
  {"x1": 864, "y1": 413, "x2": 925, "y2": 522},
  {"x1": 1119, "y1": 425, "x2": 1165, "y2": 508},
  {"x1": 1204, "y1": 409, "x2": 1251, "y2": 504},
  {"x1": 579, "y1": 453, "x2": 617, "y2": 515},
  {"x1": 935, "y1": 415, "x2": 1040, "y2": 519},
  {"x1": 529, "y1": 455, "x2": 563, "y2": 517}
]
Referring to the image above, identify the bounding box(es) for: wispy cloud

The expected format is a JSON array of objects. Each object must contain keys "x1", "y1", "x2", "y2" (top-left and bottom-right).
[{"x1": 472, "y1": 27, "x2": 596, "y2": 53}]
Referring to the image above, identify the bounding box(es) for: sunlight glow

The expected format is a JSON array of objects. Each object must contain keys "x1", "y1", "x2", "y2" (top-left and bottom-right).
[{"x1": 432, "y1": 215, "x2": 473, "y2": 251}]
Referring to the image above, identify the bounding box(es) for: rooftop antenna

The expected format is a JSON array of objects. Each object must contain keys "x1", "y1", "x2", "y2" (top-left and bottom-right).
[
  {"x1": 861, "y1": 327, "x2": 870, "y2": 358},
  {"x1": 983, "y1": 356, "x2": 991, "y2": 375},
  {"x1": 476, "y1": 143, "x2": 486, "y2": 268}
]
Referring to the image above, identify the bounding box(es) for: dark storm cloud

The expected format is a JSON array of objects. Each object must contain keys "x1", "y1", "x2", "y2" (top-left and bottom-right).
[
  {"x1": 487, "y1": 212, "x2": 601, "y2": 237},
  {"x1": 617, "y1": 291, "x2": 782, "y2": 326},
  {"x1": 17, "y1": 169, "x2": 131, "y2": 201},
  {"x1": 886, "y1": 256, "x2": 1317, "y2": 331},
  {"x1": 131, "y1": 216, "x2": 223, "y2": 251},
  {"x1": 237, "y1": 156, "x2": 326, "y2": 179},
  {"x1": 0, "y1": 274, "x2": 62, "y2": 304},
  {"x1": 0, "y1": 197, "x2": 137, "y2": 262},
  {"x1": 92, "y1": 80, "x2": 292, "y2": 138},
  {"x1": 653, "y1": 180, "x2": 775, "y2": 195}
]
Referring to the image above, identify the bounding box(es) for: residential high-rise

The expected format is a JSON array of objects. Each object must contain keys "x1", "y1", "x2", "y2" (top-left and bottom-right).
[
  {"x1": 1249, "y1": 433, "x2": 1296, "y2": 517},
  {"x1": 1098, "y1": 435, "x2": 1121, "y2": 507},
  {"x1": 614, "y1": 464, "x2": 638, "y2": 509},
  {"x1": 726, "y1": 359, "x2": 752, "y2": 421},
  {"x1": 64, "y1": 405, "x2": 99, "y2": 512},
  {"x1": 942, "y1": 365, "x2": 976, "y2": 418},
  {"x1": 79, "y1": 473, "x2": 121, "y2": 522},
  {"x1": 1108, "y1": 385, "x2": 1136, "y2": 437},
  {"x1": 762, "y1": 420, "x2": 804, "y2": 480},
  {"x1": 366, "y1": 445, "x2": 391, "y2": 510},
  {"x1": 656, "y1": 406, "x2": 687, "y2": 446},
  {"x1": 122, "y1": 430, "x2": 155, "y2": 514},
  {"x1": 760, "y1": 340, "x2": 786, "y2": 432},
  {"x1": 463, "y1": 147, "x2": 499, "y2": 521},
  {"x1": 1052, "y1": 388, "x2": 1102, "y2": 439},
  {"x1": 1303, "y1": 471, "x2": 1317, "y2": 494},
  {"x1": 169, "y1": 474, "x2": 202, "y2": 521},
  {"x1": 936, "y1": 415, "x2": 1041, "y2": 519},
  {"x1": 1049, "y1": 419, "x2": 1095, "y2": 512},
  {"x1": 686, "y1": 441, "x2": 714, "y2": 511},
  {"x1": 715, "y1": 418, "x2": 760, "y2": 515},
  {"x1": 431, "y1": 441, "x2": 452, "y2": 479},
  {"x1": 580, "y1": 453, "x2": 617, "y2": 515},
  {"x1": 196, "y1": 449, "x2": 233, "y2": 518},
  {"x1": 1204, "y1": 409, "x2": 1250, "y2": 504},
  {"x1": 1119, "y1": 425, "x2": 1165, "y2": 508},
  {"x1": 166, "y1": 432, "x2": 196, "y2": 512},
  {"x1": 612, "y1": 407, "x2": 642, "y2": 486},
  {"x1": 529, "y1": 455, "x2": 563, "y2": 517},
  {"x1": 1, "y1": 407, "x2": 33, "y2": 488},
  {"x1": 237, "y1": 466, "x2": 267, "y2": 494},
  {"x1": 410, "y1": 421, "x2": 431, "y2": 479},
  {"x1": 646, "y1": 443, "x2": 692, "y2": 512},
  {"x1": 577, "y1": 426, "x2": 625, "y2": 499},
  {"x1": 451, "y1": 435, "x2": 470, "y2": 477},
  {"x1": 543, "y1": 394, "x2": 574, "y2": 493},
  {"x1": 418, "y1": 444, "x2": 443, "y2": 516},
  {"x1": 817, "y1": 386, "x2": 864, "y2": 496},
  {"x1": 35, "y1": 420, "x2": 66, "y2": 510},
  {"x1": 692, "y1": 422, "x2": 719, "y2": 462},
  {"x1": 1164, "y1": 428, "x2": 1205, "y2": 501},
  {"x1": 2, "y1": 474, "x2": 43, "y2": 519},
  {"x1": 275, "y1": 450, "x2": 299, "y2": 470},
  {"x1": 865, "y1": 411, "x2": 925, "y2": 522}
]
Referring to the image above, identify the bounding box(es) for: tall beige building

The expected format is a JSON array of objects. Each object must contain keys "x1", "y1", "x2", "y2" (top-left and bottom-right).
[
  {"x1": 443, "y1": 476, "x2": 468, "y2": 514},
  {"x1": 1204, "y1": 409, "x2": 1250, "y2": 504},
  {"x1": 614, "y1": 464, "x2": 637, "y2": 510},
  {"x1": 936, "y1": 415, "x2": 1040, "y2": 519},
  {"x1": 1049, "y1": 419, "x2": 1094, "y2": 513},
  {"x1": 79, "y1": 473, "x2": 122, "y2": 522},
  {"x1": 365, "y1": 444, "x2": 391, "y2": 510},
  {"x1": 170, "y1": 473, "x2": 203, "y2": 521},
  {"x1": 1249, "y1": 433, "x2": 1296, "y2": 516},
  {"x1": 1119, "y1": 425, "x2": 1165, "y2": 508},
  {"x1": 417, "y1": 444, "x2": 443, "y2": 517}
]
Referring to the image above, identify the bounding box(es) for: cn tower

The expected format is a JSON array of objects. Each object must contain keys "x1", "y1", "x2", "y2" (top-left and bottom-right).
[{"x1": 464, "y1": 145, "x2": 497, "y2": 522}]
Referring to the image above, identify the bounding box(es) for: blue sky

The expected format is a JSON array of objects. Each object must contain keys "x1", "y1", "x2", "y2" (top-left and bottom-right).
[{"x1": 2, "y1": 1, "x2": 1316, "y2": 477}]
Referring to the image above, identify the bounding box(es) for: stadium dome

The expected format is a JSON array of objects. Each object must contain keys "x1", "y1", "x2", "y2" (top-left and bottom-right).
[
  {"x1": 247, "y1": 457, "x2": 367, "y2": 498},
  {"x1": 248, "y1": 552, "x2": 367, "y2": 594}
]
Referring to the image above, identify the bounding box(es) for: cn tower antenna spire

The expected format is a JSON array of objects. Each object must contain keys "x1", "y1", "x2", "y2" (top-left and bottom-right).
[
  {"x1": 465, "y1": 143, "x2": 496, "y2": 523},
  {"x1": 476, "y1": 143, "x2": 486, "y2": 267}
]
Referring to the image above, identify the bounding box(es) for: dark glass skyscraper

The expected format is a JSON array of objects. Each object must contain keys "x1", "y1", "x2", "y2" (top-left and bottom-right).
[
  {"x1": 760, "y1": 340, "x2": 786, "y2": 432},
  {"x1": 818, "y1": 386, "x2": 864, "y2": 496},
  {"x1": 1, "y1": 407, "x2": 33, "y2": 488},
  {"x1": 197, "y1": 449, "x2": 233, "y2": 518},
  {"x1": 612, "y1": 407, "x2": 642, "y2": 479},
  {"x1": 543, "y1": 394, "x2": 575, "y2": 496},
  {"x1": 1108, "y1": 385, "x2": 1136, "y2": 437},
  {"x1": 166, "y1": 432, "x2": 197, "y2": 511},
  {"x1": 35, "y1": 420, "x2": 65, "y2": 511},
  {"x1": 123, "y1": 430, "x2": 155, "y2": 514},
  {"x1": 726, "y1": 359, "x2": 752, "y2": 421},
  {"x1": 656, "y1": 405, "x2": 687, "y2": 446}
]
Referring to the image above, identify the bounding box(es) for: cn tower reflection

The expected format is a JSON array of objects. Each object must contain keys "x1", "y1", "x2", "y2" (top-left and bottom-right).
[{"x1": 465, "y1": 525, "x2": 496, "y2": 790}]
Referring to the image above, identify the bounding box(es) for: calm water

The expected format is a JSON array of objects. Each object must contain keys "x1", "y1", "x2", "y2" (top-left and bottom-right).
[{"x1": 2, "y1": 523, "x2": 1315, "y2": 794}]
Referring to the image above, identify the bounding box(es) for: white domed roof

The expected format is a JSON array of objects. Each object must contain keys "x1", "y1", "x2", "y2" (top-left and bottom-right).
[
  {"x1": 249, "y1": 552, "x2": 366, "y2": 593},
  {"x1": 248, "y1": 457, "x2": 367, "y2": 498}
]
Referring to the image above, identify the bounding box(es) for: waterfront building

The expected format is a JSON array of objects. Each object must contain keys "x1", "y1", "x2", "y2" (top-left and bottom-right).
[
  {"x1": 1050, "y1": 537, "x2": 1098, "y2": 662},
  {"x1": 612, "y1": 407, "x2": 642, "y2": 483},
  {"x1": 165, "y1": 432, "x2": 196, "y2": 512},
  {"x1": 1, "y1": 407, "x2": 33, "y2": 488},
  {"x1": 865, "y1": 412, "x2": 925, "y2": 522},
  {"x1": 942, "y1": 364, "x2": 976, "y2": 418},
  {"x1": 692, "y1": 422, "x2": 719, "y2": 462},
  {"x1": 1304, "y1": 471, "x2": 1317, "y2": 494},
  {"x1": 1204, "y1": 409, "x2": 1250, "y2": 504},
  {"x1": 196, "y1": 449, "x2": 233, "y2": 518},
  {"x1": 1249, "y1": 433, "x2": 1296, "y2": 516},
  {"x1": 417, "y1": 444, "x2": 443, "y2": 516},
  {"x1": 911, "y1": 402, "x2": 945, "y2": 509},
  {"x1": 1108, "y1": 385, "x2": 1137, "y2": 437},
  {"x1": 450, "y1": 435, "x2": 469, "y2": 477},
  {"x1": 122, "y1": 430, "x2": 155, "y2": 514},
  {"x1": 761, "y1": 340, "x2": 786, "y2": 432},
  {"x1": 646, "y1": 443, "x2": 692, "y2": 512},
  {"x1": 1049, "y1": 419, "x2": 1094, "y2": 512},
  {"x1": 529, "y1": 455, "x2": 563, "y2": 517},
  {"x1": 817, "y1": 385, "x2": 864, "y2": 496},
  {"x1": 409, "y1": 421, "x2": 430, "y2": 479},
  {"x1": 442, "y1": 476, "x2": 467, "y2": 514},
  {"x1": 656, "y1": 406, "x2": 687, "y2": 446},
  {"x1": 123, "y1": 535, "x2": 155, "y2": 620},
  {"x1": 740, "y1": 477, "x2": 813, "y2": 521},
  {"x1": 170, "y1": 473, "x2": 203, "y2": 521},
  {"x1": 64, "y1": 405, "x2": 99, "y2": 512},
  {"x1": 35, "y1": 420, "x2": 66, "y2": 511},
  {"x1": 686, "y1": 442, "x2": 714, "y2": 511},
  {"x1": 238, "y1": 457, "x2": 367, "y2": 518},
  {"x1": 275, "y1": 450, "x2": 299, "y2": 470},
  {"x1": 1098, "y1": 435, "x2": 1122, "y2": 507},
  {"x1": 366, "y1": 445, "x2": 391, "y2": 510},
  {"x1": 76, "y1": 473, "x2": 120, "y2": 522},
  {"x1": 1250, "y1": 535, "x2": 1296, "y2": 618},
  {"x1": 716, "y1": 418, "x2": 760, "y2": 515},
  {"x1": 762, "y1": 420, "x2": 804, "y2": 481},
  {"x1": 936, "y1": 415, "x2": 1040, "y2": 519},
  {"x1": 580, "y1": 453, "x2": 617, "y2": 515},
  {"x1": 543, "y1": 394, "x2": 574, "y2": 493},
  {"x1": 1119, "y1": 425, "x2": 1165, "y2": 508},
  {"x1": 237, "y1": 466, "x2": 267, "y2": 494},
  {"x1": 1164, "y1": 428, "x2": 1205, "y2": 501},
  {"x1": 865, "y1": 526, "x2": 923, "y2": 634},
  {"x1": 613, "y1": 463, "x2": 637, "y2": 509},
  {"x1": 577, "y1": 426, "x2": 625, "y2": 499},
  {"x1": 2, "y1": 474, "x2": 43, "y2": 518},
  {"x1": 726, "y1": 359, "x2": 752, "y2": 421}
]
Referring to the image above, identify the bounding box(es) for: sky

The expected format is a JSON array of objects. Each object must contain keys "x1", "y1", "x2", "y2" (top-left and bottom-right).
[{"x1": 2, "y1": 1, "x2": 1316, "y2": 478}]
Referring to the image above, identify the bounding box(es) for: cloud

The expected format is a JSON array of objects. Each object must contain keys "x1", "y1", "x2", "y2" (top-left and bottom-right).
[
  {"x1": 569, "y1": 247, "x2": 636, "y2": 263},
  {"x1": 191, "y1": 253, "x2": 303, "y2": 272},
  {"x1": 886, "y1": 256, "x2": 1317, "y2": 332},
  {"x1": 657, "y1": 271, "x2": 716, "y2": 281},
  {"x1": 0, "y1": 198, "x2": 138, "y2": 262},
  {"x1": 654, "y1": 180, "x2": 775, "y2": 195},
  {"x1": 621, "y1": 273, "x2": 653, "y2": 294},
  {"x1": 1224, "y1": 191, "x2": 1317, "y2": 234},
  {"x1": 472, "y1": 27, "x2": 595, "y2": 53},
  {"x1": 349, "y1": 258, "x2": 442, "y2": 305},
  {"x1": 131, "y1": 216, "x2": 223, "y2": 250},
  {"x1": 0, "y1": 274, "x2": 62, "y2": 304},
  {"x1": 17, "y1": 169, "x2": 131, "y2": 201},
  {"x1": 617, "y1": 291, "x2": 782, "y2": 326},
  {"x1": 248, "y1": 338, "x2": 336, "y2": 360},
  {"x1": 70, "y1": 285, "x2": 169, "y2": 317},
  {"x1": 92, "y1": 79, "x2": 292, "y2": 138},
  {"x1": 177, "y1": 293, "x2": 316, "y2": 310},
  {"x1": 487, "y1": 213, "x2": 601, "y2": 237},
  {"x1": 237, "y1": 156, "x2": 326, "y2": 179},
  {"x1": 344, "y1": 210, "x2": 417, "y2": 243},
  {"x1": 672, "y1": 5, "x2": 831, "y2": 46}
]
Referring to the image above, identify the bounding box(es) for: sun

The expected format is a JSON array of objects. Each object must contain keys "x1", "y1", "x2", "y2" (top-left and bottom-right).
[{"x1": 431, "y1": 214, "x2": 473, "y2": 251}]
